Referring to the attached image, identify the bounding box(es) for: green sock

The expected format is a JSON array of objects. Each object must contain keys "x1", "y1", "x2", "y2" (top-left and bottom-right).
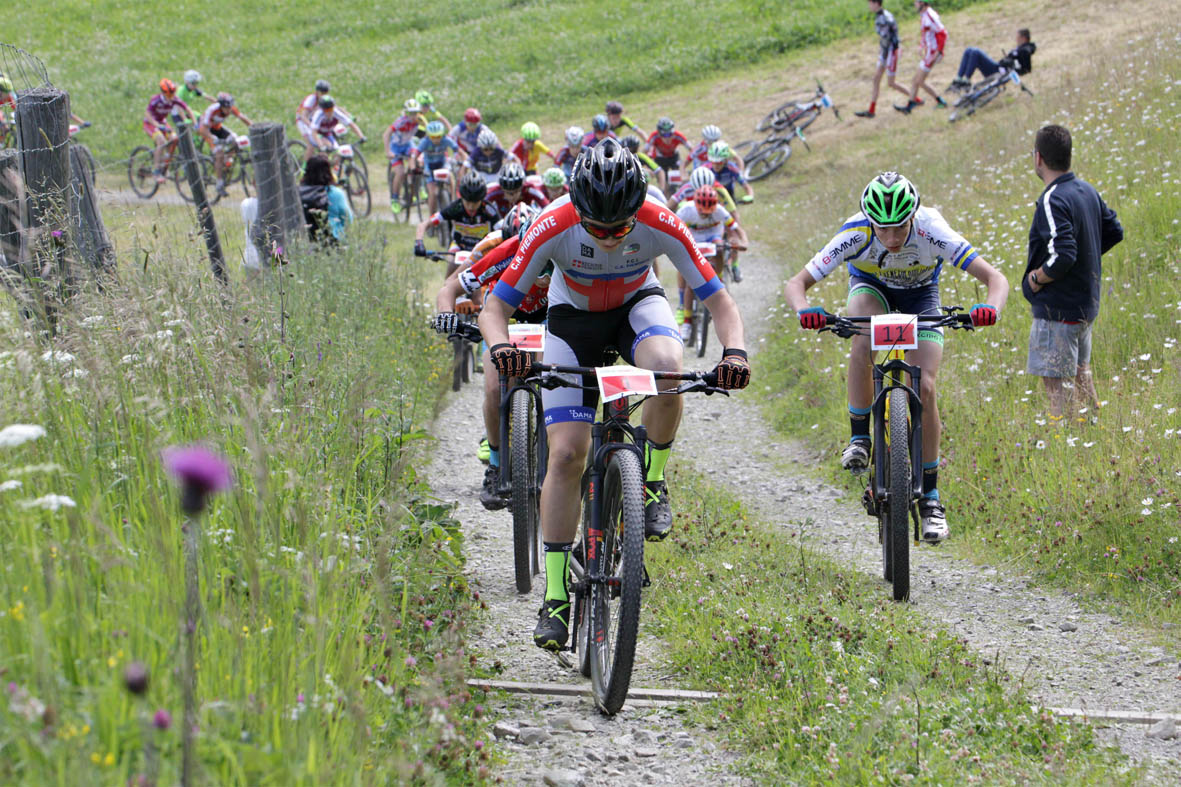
[
  {"x1": 543, "y1": 543, "x2": 571, "y2": 602},
  {"x1": 645, "y1": 439, "x2": 673, "y2": 483}
]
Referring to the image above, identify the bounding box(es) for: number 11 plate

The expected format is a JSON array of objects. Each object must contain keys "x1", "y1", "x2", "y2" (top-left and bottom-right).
[{"x1": 870, "y1": 313, "x2": 918, "y2": 351}]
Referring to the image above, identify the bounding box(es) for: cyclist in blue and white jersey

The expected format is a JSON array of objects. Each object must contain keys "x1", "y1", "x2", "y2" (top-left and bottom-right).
[
  {"x1": 385, "y1": 98, "x2": 424, "y2": 213},
  {"x1": 784, "y1": 172, "x2": 1009, "y2": 542},
  {"x1": 450, "y1": 107, "x2": 489, "y2": 155},
  {"x1": 412, "y1": 120, "x2": 465, "y2": 215},
  {"x1": 466, "y1": 128, "x2": 509, "y2": 185}
]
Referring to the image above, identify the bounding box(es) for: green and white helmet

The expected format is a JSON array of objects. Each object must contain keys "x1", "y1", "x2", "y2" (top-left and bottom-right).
[
  {"x1": 860, "y1": 172, "x2": 920, "y2": 227},
  {"x1": 542, "y1": 167, "x2": 567, "y2": 188},
  {"x1": 521, "y1": 122, "x2": 541, "y2": 141}
]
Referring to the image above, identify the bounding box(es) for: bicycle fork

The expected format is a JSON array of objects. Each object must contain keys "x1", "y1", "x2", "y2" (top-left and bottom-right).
[{"x1": 870, "y1": 358, "x2": 925, "y2": 539}]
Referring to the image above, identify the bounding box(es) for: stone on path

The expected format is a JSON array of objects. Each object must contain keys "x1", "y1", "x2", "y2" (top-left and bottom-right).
[
  {"x1": 1146, "y1": 718, "x2": 1177, "y2": 740},
  {"x1": 1059, "y1": 621, "x2": 1078, "y2": 632},
  {"x1": 492, "y1": 721, "x2": 520, "y2": 739},
  {"x1": 519, "y1": 727, "x2": 551, "y2": 745},
  {"x1": 543, "y1": 768, "x2": 586, "y2": 787}
]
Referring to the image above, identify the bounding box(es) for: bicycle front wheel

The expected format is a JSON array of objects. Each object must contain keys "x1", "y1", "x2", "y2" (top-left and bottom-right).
[
  {"x1": 589, "y1": 449, "x2": 645, "y2": 715},
  {"x1": 694, "y1": 302, "x2": 709, "y2": 358},
  {"x1": 342, "y1": 164, "x2": 371, "y2": 218},
  {"x1": 127, "y1": 146, "x2": 160, "y2": 199},
  {"x1": 885, "y1": 387, "x2": 911, "y2": 601},
  {"x1": 510, "y1": 388, "x2": 541, "y2": 593}
]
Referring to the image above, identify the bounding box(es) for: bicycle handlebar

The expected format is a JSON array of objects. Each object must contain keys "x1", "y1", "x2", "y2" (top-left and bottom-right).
[
  {"x1": 819, "y1": 308, "x2": 974, "y2": 338},
  {"x1": 505, "y1": 363, "x2": 729, "y2": 397}
]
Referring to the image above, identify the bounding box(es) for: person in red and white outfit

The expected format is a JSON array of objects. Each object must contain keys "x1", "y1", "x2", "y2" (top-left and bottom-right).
[{"x1": 896, "y1": 1, "x2": 949, "y2": 114}]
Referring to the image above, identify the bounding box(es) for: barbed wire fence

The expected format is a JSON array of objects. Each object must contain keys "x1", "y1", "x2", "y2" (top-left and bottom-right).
[{"x1": 1, "y1": 41, "x2": 309, "y2": 317}]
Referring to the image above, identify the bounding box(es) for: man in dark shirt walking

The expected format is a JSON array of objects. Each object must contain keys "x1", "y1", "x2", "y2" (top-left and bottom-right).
[{"x1": 1024, "y1": 124, "x2": 1123, "y2": 421}]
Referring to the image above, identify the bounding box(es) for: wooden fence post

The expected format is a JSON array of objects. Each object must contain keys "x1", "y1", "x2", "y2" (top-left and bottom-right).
[
  {"x1": 68, "y1": 144, "x2": 115, "y2": 273},
  {"x1": 0, "y1": 149, "x2": 21, "y2": 271},
  {"x1": 175, "y1": 121, "x2": 228, "y2": 285},
  {"x1": 247, "y1": 122, "x2": 290, "y2": 262},
  {"x1": 14, "y1": 87, "x2": 71, "y2": 289}
]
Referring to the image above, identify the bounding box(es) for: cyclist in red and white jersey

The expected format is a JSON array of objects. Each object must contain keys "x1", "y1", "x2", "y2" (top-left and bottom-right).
[
  {"x1": 143, "y1": 78, "x2": 195, "y2": 182},
  {"x1": 307, "y1": 96, "x2": 366, "y2": 158},
  {"x1": 644, "y1": 117, "x2": 691, "y2": 174},
  {"x1": 674, "y1": 185, "x2": 750, "y2": 335},
  {"x1": 198, "y1": 93, "x2": 252, "y2": 197},
  {"x1": 896, "y1": 1, "x2": 949, "y2": 114},
  {"x1": 479, "y1": 139, "x2": 750, "y2": 651},
  {"x1": 483, "y1": 161, "x2": 550, "y2": 215},
  {"x1": 295, "y1": 79, "x2": 331, "y2": 146}
]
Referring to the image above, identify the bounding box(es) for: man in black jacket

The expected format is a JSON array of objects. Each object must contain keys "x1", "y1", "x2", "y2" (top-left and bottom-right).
[
  {"x1": 1024, "y1": 124, "x2": 1123, "y2": 420},
  {"x1": 949, "y1": 28, "x2": 1035, "y2": 91}
]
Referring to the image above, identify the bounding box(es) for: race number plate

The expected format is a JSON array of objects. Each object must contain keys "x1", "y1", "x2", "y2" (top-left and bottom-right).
[
  {"x1": 237, "y1": 137, "x2": 252, "y2": 149},
  {"x1": 870, "y1": 313, "x2": 918, "y2": 351},
  {"x1": 669, "y1": 169, "x2": 682, "y2": 185},
  {"x1": 454, "y1": 250, "x2": 472, "y2": 267},
  {"x1": 434, "y1": 168, "x2": 451, "y2": 182},
  {"x1": 338, "y1": 144, "x2": 354, "y2": 158},
  {"x1": 596, "y1": 365, "x2": 657, "y2": 403},
  {"x1": 696, "y1": 242, "x2": 717, "y2": 258},
  {"x1": 508, "y1": 323, "x2": 546, "y2": 353}
]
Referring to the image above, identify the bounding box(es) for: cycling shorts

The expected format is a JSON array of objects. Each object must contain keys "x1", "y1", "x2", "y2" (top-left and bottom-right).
[
  {"x1": 654, "y1": 154, "x2": 679, "y2": 171},
  {"x1": 388, "y1": 141, "x2": 412, "y2": 159},
  {"x1": 542, "y1": 287, "x2": 681, "y2": 426},
  {"x1": 878, "y1": 46, "x2": 900, "y2": 76},
  {"x1": 209, "y1": 125, "x2": 233, "y2": 142},
  {"x1": 297, "y1": 119, "x2": 317, "y2": 145},
  {"x1": 144, "y1": 121, "x2": 171, "y2": 138},
  {"x1": 513, "y1": 307, "x2": 547, "y2": 325},
  {"x1": 848, "y1": 276, "x2": 944, "y2": 344},
  {"x1": 920, "y1": 49, "x2": 943, "y2": 72}
]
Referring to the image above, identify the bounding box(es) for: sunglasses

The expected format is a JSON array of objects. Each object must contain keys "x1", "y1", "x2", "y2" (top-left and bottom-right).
[{"x1": 580, "y1": 216, "x2": 635, "y2": 240}]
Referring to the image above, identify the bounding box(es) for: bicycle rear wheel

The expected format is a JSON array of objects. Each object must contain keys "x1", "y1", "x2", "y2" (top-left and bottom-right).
[
  {"x1": 589, "y1": 449, "x2": 645, "y2": 715},
  {"x1": 510, "y1": 389, "x2": 541, "y2": 594},
  {"x1": 885, "y1": 387, "x2": 911, "y2": 601},
  {"x1": 450, "y1": 336, "x2": 466, "y2": 391},
  {"x1": 174, "y1": 154, "x2": 216, "y2": 204},
  {"x1": 402, "y1": 171, "x2": 424, "y2": 224},
  {"x1": 341, "y1": 163, "x2": 371, "y2": 218},
  {"x1": 127, "y1": 146, "x2": 160, "y2": 199}
]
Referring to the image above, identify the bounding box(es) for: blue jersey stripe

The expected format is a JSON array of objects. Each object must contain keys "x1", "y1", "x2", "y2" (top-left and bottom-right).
[
  {"x1": 491, "y1": 280, "x2": 525, "y2": 309},
  {"x1": 692, "y1": 276, "x2": 725, "y2": 302}
]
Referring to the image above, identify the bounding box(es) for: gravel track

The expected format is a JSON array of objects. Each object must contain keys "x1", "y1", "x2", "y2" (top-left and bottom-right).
[{"x1": 425, "y1": 244, "x2": 1178, "y2": 784}]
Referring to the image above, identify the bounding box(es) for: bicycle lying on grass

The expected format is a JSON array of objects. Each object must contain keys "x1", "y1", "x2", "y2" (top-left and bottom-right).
[
  {"x1": 734, "y1": 81, "x2": 840, "y2": 182},
  {"x1": 949, "y1": 69, "x2": 1034, "y2": 122},
  {"x1": 819, "y1": 307, "x2": 975, "y2": 602},
  {"x1": 511, "y1": 360, "x2": 726, "y2": 714}
]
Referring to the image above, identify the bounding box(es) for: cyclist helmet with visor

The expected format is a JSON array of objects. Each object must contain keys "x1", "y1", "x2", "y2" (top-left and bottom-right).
[
  {"x1": 404, "y1": 98, "x2": 422, "y2": 114},
  {"x1": 318, "y1": 95, "x2": 336, "y2": 109},
  {"x1": 159, "y1": 78, "x2": 177, "y2": 95},
  {"x1": 477, "y1": 128, "x2": 498, "y2": 149},
  {"x1": 689, "y1": 167, "x2": 716, "y2": 189},
  {"x1": 184, "y1": 70, "x2": 202, "y2": 86},
  {"x1": 605, "y1": 100, "x2": 624, "y2": 114},
  {"x1": 565, "y1": 126, "x2": 584, "y2": 147},
  {"x1": 701, "y1": 124, "x2": 722, "y2": 142},
  {"x1": 656, "y1": 117, "x2": 675, "y2": 134},
  {"x1": 315, "y1": 79, "x2": 331, "y2": 93},
  {"x1": 591, "y1": 114, "x2": 609, "y2": 132},
  {"x1": 425, "y1": 120, "x2": 445, "y2": 138},
  {"x1": 415, "y1": 89, "x2": 434, "y2": 108},
  {"x1": 216, "y1": 92, "x2": 234, "y2": 108},
  {"x1": 499, "y1": 161, "x2": 526, "y2": 192},
  {"x1": 707, "y1": 141, "x2": 731, "y2": 162},
  {"x1": 694, "y1": 185, "x2": 719, "y2": 213},
  {"x1": 569, "y1": 138, "x2": 647, "y2": 227}
]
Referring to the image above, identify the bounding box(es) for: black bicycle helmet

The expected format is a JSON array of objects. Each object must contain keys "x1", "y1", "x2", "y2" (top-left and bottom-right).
[
  {"x1": 619, "y1": 135, "x2": 640, "y2": 153},
  {"x1": 459, "y1": 170, "x2": 488, "y2": 201},
  {"x1": 499, "y1": 160, "x2": 526, "y2": 191},
  {"x1": 315, "y1": 79, "x2": 331, "y2": 93},
  {"x1": 318, "y1": 95, "x2": 335, "y2": 109},
  {"x1": 569, "y1": 138, "x2": 647, "y2": 224}
]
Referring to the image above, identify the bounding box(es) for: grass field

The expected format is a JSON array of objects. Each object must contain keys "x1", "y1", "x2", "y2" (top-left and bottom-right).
[
  {"x1": 7, "y1": 0, "x2": 990, "y2": 163},
  {"x1": 646, "y1": 468, "x2": 1132, "y2": 782}
]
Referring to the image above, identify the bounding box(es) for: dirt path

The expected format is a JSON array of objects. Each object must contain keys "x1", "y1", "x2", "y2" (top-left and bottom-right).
[
  {"x1": 673, "y1": 246, "x2": 1181, "y2": 783},
  {"x1": 425, "y1": 382, "x2": 748, "y2": 786}
]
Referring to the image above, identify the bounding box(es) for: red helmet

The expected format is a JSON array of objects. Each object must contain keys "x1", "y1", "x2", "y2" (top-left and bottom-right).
[
  {"x1": 159, "y1": 78, "x2": 177, "y2": 95},
  {"x1": 464, "y1": 107, "x2": 481, "y2": 124},
  {"x1": 694, "y1": 185, "x2": 718, "y2": 212}
]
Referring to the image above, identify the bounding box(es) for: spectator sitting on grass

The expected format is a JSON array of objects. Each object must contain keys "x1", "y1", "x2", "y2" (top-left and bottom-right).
[
  {"x1": 949, "y1": 28, "x2": 1036, "y2": 91},
  {"x1": 299, "y1": 155, "x2": 353, "y2": 246}
]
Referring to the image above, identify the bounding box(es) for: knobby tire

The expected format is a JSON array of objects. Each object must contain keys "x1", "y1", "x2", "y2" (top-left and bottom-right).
[
  {"x1": 343, "y1": 164, "x2": 371, "y2": 218},
  {"x1": 576, "y1": 472, "x2": 593, "y2": 678},
  {"x1": 510, "y1": 389, "x2": 539, "y2": 593},
  {"x1": 590, "y1": 450, "x2": 645, "y2": 715},
  {"x1": 887, "y1": 388, "x2": 911, "y2": 601},
  {"x1": 694, "y1": 302, "x2": 709, "y2": 358},
  {"x1": 127, "y1": 146, "x2": 160, "y2": 199}
]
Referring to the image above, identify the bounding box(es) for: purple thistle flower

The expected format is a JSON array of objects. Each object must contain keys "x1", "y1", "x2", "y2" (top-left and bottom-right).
[
  {"x1": 162, "y1": 445, "x2": 232, "y2": 514},
  {"x1": 124, "y1": 661, "x2": 150, "y2": 695},
  {"x1": 152, "y1": 709, "x2": 171, "y2": 730}
]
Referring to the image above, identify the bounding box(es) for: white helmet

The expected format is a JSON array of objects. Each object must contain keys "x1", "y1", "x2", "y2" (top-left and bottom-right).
[
  {"x1": 184, "y1": 70, "x2": 202, "y2": 86},
  {"x1": 689, "y1": 167, "x2": 716, "y2": 189},
  {"x1": 477, "y1": 128, "x2": 499, "y2": 149},
  {"x1": 701, "y1": 124, "x2": 722, "y2": 142},
  {"x1": 565, "y1": 126, "x2": 584, "y2": 147}
]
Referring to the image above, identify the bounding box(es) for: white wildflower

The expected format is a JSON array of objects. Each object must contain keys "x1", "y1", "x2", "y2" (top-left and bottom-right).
[
  {"x1": 1035, "y1": 440, "x2": 1046, "y2": 449},
  {"x1": 0, "y1": 479, "x2": 21, "y2": 492},
  {"x1": 0, "y1": 424, "x2": 46, "y2": 448},
  {"x1": 18, "y1": 494, "x2": 76, "y2": 511},
  {"x1": 40, "y1": 350, "x2": 75, "y2": 364}
]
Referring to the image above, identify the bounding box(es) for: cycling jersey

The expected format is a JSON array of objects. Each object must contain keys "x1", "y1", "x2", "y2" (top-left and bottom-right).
[
  {"x1": 468, "y1": 146, "x2": 507, "y2": 177},
  {"x1": 178, "y1": 85, "x2": 205, "y2": 108},
  {"x1": 579, "y1": 130, "x2": 618, "y2": 150},
  {"x1": 875, "y1": 8, "x2": 901, "y2": 57},
  {"x1": 414, "y1": 134, "x2": 458, "y2": 167},
  {"x1": 484, "y1": 183, "x2": 550, "y2": 215},
  {"x1": 610, "y1": 116, "x2": 641, "y2": 136},
  {"x1": 310, "y1": 108, "x2": 353, "y2": 138},
  {"x1": 688, "y1": 141, "x2": 711, "y2": 168},
  {"x1": 494, "y1": 195, "x2": 722, "y2": 313},
  {"x1": 459, "y1": 233, "x2": 549, "y2": 315},
  {"x1": 146, "y1": 94, "x2": 191, "y2": 125},
  {"x1": 670, "y1": 182, "x2": 738, "y2": 214},
  {"x1": 645, "y1": 130, "x2": 689, "y2": 159},
  {"x1": 415, "y1": 108, "x2": 447, "y2": 131},
  {"x1": 804, "y1": 206, "x2": 978, "y2": 290},
  {"x1": 554, "y1": 145, "x2": 579, "y2": 175},
  {"x1": 199, "y1": 103, "x2": 241, "y2": 130},
  {"x1": 675, "y1": 202, "x2": 734, "y2": 243},
  {"x1": 296, "y1": 93, "x2": 320, "y2": 118},
  {"x1": 510, "y1": 138, "x2": 551, "y2": 172},
  {"x1": 709, "y1": 161, "x2": 747, "y2": 193},
  {"x1": 428, "y1": 198, "x2": 500, "y2": 251},
  {"x1": 449, "y1": 120, "x2": 487, "y2": 154},
  {"x1": 634, "y1": 150, "x2": 660, "y2": 173},
  {"x1": 919, "y1": 6, "x2": 947, "y2": 58},
  {"x1": 388, "y1": 114, "x2": 419, "y2": 150}
]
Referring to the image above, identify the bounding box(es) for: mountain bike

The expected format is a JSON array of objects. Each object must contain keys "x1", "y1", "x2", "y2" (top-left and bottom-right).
[
  {"x1": 426, "y1": 250, "x2": 478, "y2": 389},
  {"x1": 387, "y1": 153, "x2": 425, "y2": 223},
  {"x1": 949, "y1": 69, "x2": 1034, "y2": 122},
  {"x1": 685, "y1": 239, "x2": 744, "y2": 358},
  {"x1": 521, "y1": 361, "x2": 726, "y2": 714},
  {"x1": 735, "y1": 81, "x2": 840, "y2": 182},
  {"x1": 194, "y1": 133, "x2": 254, "y2": 200},
  {"x1": 426, "y1": 166, "x2": 456, "y2": 245},
  {"x1": 819, "y1": 308, "x2": 974, "y2": 601}
]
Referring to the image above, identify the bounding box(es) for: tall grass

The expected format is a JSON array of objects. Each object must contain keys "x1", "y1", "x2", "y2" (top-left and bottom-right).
[
  {"x1": 9, "y1": 0, "x2": 991, "y2": 162},
  {"x1": 0, "y1": 224, "x2": 488, "y2": 783},
  {"x1": 647, "y1": 468, "x2": 1131, "y2": 783},
  {"x1": 751, "y1": 29, "x2": 1180, "y2": 623}
]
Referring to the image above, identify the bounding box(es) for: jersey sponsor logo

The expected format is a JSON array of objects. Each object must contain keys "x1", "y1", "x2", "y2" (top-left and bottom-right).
[
  {"x1": 917, "y1": 227, "x2": 949, "y2": 249},
  {"x1": 580, "y1": 243, "x2": 595, "y2": 258},
  {"x1": 570, "y1": 258, "x2": 602, "y2": 271},
  {"x1": 622, "y1": 242, "x2": 640, "y2": 255},
  {"x1": 833, "y1": 236, "x2": 864, "y2": 255}
]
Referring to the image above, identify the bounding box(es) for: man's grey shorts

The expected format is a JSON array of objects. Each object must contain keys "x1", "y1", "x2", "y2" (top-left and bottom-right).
[{"x1": 1026, "y1": 318, "x2": 1093, "y2": 377}]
